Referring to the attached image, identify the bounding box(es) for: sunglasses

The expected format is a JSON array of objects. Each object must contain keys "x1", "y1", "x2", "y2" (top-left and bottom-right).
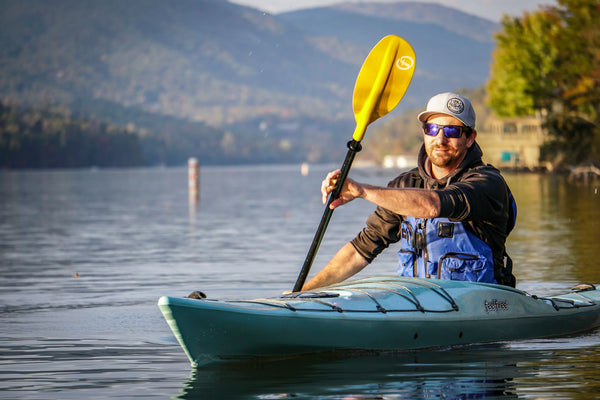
[{"x1": 423, "y1": 123, "x2": 471, "y2": 138}]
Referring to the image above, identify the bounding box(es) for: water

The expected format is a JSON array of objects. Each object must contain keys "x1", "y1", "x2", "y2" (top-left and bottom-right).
[{"x1": 1, "y1": 165, "x2": 599, "y2": 399}]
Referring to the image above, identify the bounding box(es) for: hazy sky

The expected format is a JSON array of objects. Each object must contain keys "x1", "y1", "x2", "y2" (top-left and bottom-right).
[{"x1": 229, "y1": 0, "x2": 557, "y2": 22}]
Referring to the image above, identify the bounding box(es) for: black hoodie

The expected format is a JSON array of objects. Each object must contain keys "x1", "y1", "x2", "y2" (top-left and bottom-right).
[{"x1": 350, "y1": 141, "x2": 516, "y2": 286}]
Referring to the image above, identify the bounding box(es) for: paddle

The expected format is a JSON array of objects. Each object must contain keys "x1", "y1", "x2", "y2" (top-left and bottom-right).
[{"x1": 292, "y1": 35, "x2": 416, "y2": 292}]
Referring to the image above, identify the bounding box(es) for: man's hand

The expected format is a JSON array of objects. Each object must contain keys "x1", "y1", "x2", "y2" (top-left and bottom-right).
[{"x1": 321, "y1": 170, "x2": 365, "y2": 209}]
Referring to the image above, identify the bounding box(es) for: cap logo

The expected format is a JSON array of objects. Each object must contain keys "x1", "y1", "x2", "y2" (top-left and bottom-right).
[{"x1": 447, "y1": 98, "x2": 464, "y2": 115}]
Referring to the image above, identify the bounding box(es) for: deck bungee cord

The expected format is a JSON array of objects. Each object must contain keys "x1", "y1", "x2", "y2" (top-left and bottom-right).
[{"x1": 191, "y1": 276, "x2": 462, "y2": 314}]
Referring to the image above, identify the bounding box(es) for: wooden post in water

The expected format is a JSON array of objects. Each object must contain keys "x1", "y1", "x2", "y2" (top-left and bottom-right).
[{"x1": 188, "y1": 157, "x2": 200, "y2": 204}]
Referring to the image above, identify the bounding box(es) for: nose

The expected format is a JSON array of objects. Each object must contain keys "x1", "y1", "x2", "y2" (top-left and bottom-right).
[{"x1": 432, "y1": 130, "x2": 449, "y2": 145}]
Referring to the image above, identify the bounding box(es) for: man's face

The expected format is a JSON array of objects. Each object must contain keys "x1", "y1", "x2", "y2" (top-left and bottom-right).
[{"x1": 423, "y1": 114, "x2": 476, "y2": 178}]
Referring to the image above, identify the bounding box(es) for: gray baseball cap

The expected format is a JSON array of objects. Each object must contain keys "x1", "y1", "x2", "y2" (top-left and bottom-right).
[{"x1": 417, "y1": 92, "x2": 476, "y2": 129}]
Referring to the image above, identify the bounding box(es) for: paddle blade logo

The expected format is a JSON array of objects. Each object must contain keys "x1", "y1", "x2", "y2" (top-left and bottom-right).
[
  {"x1": 396, "y1": 55, "x2": 415, "y2": 71},
  {"x1": 352, "y1": 35, "x2": 416, "y2": 141}
]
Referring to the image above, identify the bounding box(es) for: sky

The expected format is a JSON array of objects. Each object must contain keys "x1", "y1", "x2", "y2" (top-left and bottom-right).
[{"x1": 229, "y1": 0, "x2": 557, "y2": 22}]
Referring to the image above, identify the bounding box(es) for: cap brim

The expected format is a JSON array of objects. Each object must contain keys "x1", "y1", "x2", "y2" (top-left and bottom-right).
[
  {"x1": 417, "y1": 111, "x2": 472, "y2": 128},
  {"x1": 417, "y1": 111, "x2": 437, "y2": 123}
]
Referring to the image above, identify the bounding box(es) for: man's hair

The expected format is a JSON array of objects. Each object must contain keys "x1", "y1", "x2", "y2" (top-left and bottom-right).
[{"x1": 464, "y1": 126, "x2": 475, "y2": 138}]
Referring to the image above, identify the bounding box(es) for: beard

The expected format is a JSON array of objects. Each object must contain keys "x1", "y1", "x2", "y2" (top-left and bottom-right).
[{"x1": 426, "y1": 144, "x2": 459, "y2": 168}]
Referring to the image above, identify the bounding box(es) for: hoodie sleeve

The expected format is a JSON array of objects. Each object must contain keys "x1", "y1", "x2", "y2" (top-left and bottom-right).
[{"x1": 350, "y1": 206, "x2": 403, "y2": 263}]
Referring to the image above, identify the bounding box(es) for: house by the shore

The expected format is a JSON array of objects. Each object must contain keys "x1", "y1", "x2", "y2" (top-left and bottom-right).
[{"x1": 476, "y1": 116, "x2": 548, "y2": 171}]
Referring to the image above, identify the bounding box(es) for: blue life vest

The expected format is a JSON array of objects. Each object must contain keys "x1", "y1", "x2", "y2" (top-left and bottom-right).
[{"x1": 398, "y1": 216, "x2": 496, "y2": 283}]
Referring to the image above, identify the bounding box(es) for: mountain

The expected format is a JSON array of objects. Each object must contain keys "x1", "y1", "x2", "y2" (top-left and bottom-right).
[
  {"x1": 1, "y1": 0, "x2": 356, "y2": 123},
  {"x1": 333, "y1": 2, "x2": 499, "y2": 43},
  {"x1": 0, "y1": 0, "x2": 501, "y2": 166},
  {"x1": 279, "y1": 3, "x2": 499, "y2": 110}
]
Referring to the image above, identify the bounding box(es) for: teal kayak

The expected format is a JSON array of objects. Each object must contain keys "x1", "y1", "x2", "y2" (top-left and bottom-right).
[{"x1": 158, "y1": 276, "x2": 600, "y2": 367}]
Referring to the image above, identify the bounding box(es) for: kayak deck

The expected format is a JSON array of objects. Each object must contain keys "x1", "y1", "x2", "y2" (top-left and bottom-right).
[
  {"x1": 241, "y1": 276, "x2": 461, "y2": 313},
  {"x1": 158, "y1": 276, "x2": 600, "y2": 367}
]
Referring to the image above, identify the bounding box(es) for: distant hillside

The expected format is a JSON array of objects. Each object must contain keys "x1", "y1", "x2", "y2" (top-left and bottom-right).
[
  {"x1": 280, "y1": 3, "x2": 498, "y2": 109},
  {"x1": 0, "y1": 0, "x2": 500, "y2": 166},
  {"x1": 0, "y1": 0, "x2": 355, "y2": 124},
  {"x1": 334, "y1": 2, "x2": 499, "y2": 43}
]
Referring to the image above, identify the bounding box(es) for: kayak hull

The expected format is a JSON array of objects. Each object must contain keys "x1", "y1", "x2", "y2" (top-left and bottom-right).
[{"x1": 158, "y1": 276, "x2": 600, "y2": 367}]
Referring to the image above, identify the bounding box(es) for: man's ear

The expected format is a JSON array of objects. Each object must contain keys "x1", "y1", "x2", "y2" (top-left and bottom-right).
[{"x1": 467, "y1": 129, "x2": 477, "y2": 148}]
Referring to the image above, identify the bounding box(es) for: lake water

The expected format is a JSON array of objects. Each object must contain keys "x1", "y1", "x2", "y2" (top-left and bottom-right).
[{"x1": 1, "y1": 164, "x2": 599, "y2": 399}]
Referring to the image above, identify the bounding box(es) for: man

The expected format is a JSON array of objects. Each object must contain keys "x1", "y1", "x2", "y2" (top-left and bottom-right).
[{"x1": 302, "y1": 92, "x2": 516, "y2": 291}]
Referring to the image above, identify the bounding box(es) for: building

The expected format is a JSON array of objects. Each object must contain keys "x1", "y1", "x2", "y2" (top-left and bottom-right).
[{"x1": 476, "y1": 116, "x2": 548, "y2": 170}]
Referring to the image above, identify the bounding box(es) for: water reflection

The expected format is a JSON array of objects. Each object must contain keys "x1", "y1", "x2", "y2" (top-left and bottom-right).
[
  {"x1": 505, "y1": 173, "x2": 600, "y2": 285},
  {"x1": 177, "y1": 346, "x2": 522, "y2": 399},
  {"x1": 176, "y1": 331, "x2": 600, "y2": 400}
]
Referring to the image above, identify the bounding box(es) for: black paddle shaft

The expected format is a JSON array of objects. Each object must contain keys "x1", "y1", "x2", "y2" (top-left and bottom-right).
[{"x1": 292, "y1": 139, "x2": 362, "y2": 292}]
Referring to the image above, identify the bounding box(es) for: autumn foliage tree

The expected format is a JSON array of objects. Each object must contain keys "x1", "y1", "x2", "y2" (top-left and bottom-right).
[{"x1": 488, "y1": 0, "x2": 600, "y2": 166}]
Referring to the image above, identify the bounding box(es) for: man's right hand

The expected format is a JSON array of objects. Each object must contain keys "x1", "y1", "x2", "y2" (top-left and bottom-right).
[{"x1": 321, "y1": 169, "x2": 365, "y2": 209}]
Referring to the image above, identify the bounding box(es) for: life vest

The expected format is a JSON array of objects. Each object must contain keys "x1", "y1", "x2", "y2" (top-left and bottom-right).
[{"x1": 397, "y1": 216, "x2": 496, "y2": 283}]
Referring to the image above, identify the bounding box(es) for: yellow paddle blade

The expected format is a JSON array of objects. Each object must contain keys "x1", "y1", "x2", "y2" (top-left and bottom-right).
[{"x1": 352, "y1": 35, "x2": 416, "y2": 142}]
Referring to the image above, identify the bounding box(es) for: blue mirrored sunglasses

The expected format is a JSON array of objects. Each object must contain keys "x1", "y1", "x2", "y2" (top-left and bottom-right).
[{"x1": 423, "y1": 123, "x2": 470, "y2": 138}]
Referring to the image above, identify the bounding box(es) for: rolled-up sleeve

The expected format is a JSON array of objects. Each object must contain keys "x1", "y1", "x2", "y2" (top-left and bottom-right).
[
  {"x1": 437, "y1": 187, "x2": 470, "y2": 220},
  {"x1": 438, "y1": 169, "x2": 508, "y2": 224}
]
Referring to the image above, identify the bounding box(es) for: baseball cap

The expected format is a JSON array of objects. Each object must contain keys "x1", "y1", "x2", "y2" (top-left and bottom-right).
[{"x1": 417, "y1": 92, "x2": 476, "y2": 129}]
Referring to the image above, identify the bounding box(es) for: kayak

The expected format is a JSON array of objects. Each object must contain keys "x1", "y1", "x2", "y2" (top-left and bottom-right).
[{"x1": 158, "y1": 276, "x2": 600, "y2": 367}]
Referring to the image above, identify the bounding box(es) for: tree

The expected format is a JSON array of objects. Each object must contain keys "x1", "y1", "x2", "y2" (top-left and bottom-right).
[{"x1": 487, "y1": 0, "x2": 600, "y2": 166}]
